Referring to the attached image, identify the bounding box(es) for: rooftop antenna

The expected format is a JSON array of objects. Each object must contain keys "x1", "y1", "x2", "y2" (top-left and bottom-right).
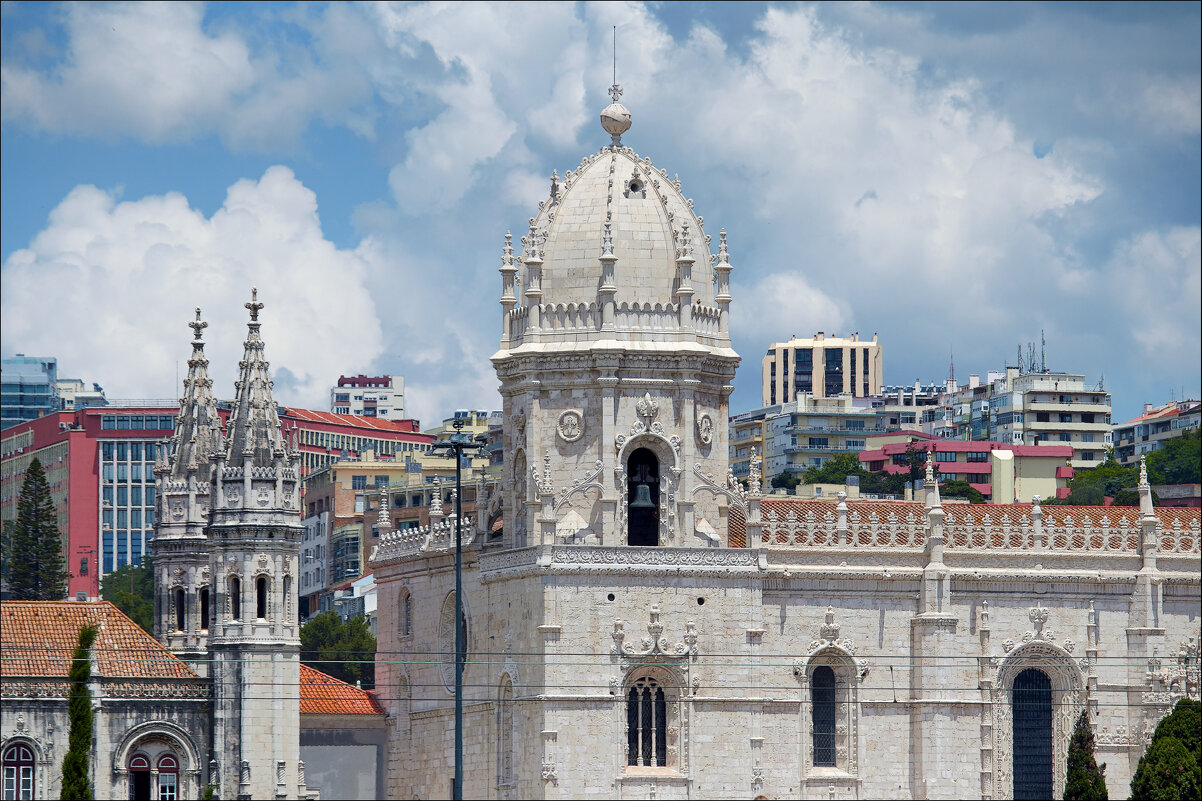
[
  {"x1": 1040, "y1": 329, "x2": 1046, "y2": 373},
  {"x1": 613, "y1": 25, "x2": 617, "y2": 88},
  {"x1": 1017, "y1": 344, "x2": 1023, "y2": 374},
  {"x1": 949, "y1": 347, "x2": 955, "y2": 384}
]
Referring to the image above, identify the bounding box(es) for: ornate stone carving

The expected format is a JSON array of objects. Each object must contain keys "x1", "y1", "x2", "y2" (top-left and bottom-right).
[
  {"x1": 540, "y1": 762, "x2": 558, "y2": 784},
  {"x1": 556, "y1": 460, "x2": 604, "y2": 513},
  {"x1": 226, "y1": 487, "x2": 241, "y2": 507},
  {"x1": 696, "y1": 413, "x2": 713, "y2": 445},
  {"x1": 257, "y1": 487, "x2": 271, "y2": 507},
  {"x1": 611, "y1": 605, "x2": 697, "y2": 660},
  {"x1": 556, "y1": 410, "x2": 583, "y2": 443},
  {"x1": 170, "y1": 501, "x2": 185, "y2": 521},
  {"x1": 636, "y1": 392, "x2": 659, "y2": 423}
]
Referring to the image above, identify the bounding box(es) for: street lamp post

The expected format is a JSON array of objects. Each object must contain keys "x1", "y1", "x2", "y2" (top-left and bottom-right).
[{"x1": 431, "y1": 418, "x2": 485, "y2": 801}]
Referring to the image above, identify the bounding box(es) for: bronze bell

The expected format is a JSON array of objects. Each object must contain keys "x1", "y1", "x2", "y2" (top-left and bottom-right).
[{"x1": 629, "y1": 483, "x2": 656, "y2": 509}]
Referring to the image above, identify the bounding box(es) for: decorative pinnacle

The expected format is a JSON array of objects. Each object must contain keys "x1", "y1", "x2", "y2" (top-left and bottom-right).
[
  {"x1": 925, "y1": 451, "x2": 935, "y2": 483},
  {"x1": 608, "y1": 83, "x2": 623, "y2": 103},
  {"x1": 245, "y1": 287, "x2": 264, "y2": 322},
  {"x1": 189, "y1": 308, "x2": 208, "y2": 344},
  {"x1": 502, "y1": 231, "x2": 515, "y2": 266},
  {"x1": 718, "y1": 230, "x2": 729, "y2": 262},
  {"x1": 602, "y1": 222, "x2": 614, "y2": 256}
]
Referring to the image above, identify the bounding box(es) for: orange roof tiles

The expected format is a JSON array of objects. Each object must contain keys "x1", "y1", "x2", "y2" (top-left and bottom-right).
[
  {"x1": 282, "y1": 407, "x2": 429, "y2": 435},
  {"x1": 0, "y1": 601, "x2": 196, "y2": 680},
  {"x1": 299, "y1": 664, "x2": 384, "y2": 716}
]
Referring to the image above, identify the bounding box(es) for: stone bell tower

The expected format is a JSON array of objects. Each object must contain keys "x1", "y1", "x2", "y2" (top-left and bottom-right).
[
  {"x1": 205, "y1": 289, "x2": 307, "y2": 800},
  {"x1": 491, "y1": 83, "x2": 740, "y2": 551},
  {"x1": 155, "y1": 308, "x2": 223, "y2": 674}
]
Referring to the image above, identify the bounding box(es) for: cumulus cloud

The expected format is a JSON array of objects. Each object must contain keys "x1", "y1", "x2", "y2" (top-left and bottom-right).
[
  {"x1": 0, "y1": 2, "x2": 378, "y2": 149},
  {"x1": 1103, "y1": 227, "x2": 1201, "y2": 360},
  {"x1": 0, "y1": 168, "x2": 383, "y2": 407}
]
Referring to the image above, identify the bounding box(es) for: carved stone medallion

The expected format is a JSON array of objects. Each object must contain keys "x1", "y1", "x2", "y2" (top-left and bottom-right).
[
  {"x1": 556, "y1": 409, "x2": 584, "y2": 443},
  {"x1": 696, "y1": 413, "x2": 713, "y2": 445}
]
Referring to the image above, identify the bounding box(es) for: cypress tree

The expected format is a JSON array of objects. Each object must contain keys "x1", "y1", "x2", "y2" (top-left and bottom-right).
[
  {"x1": 1131, "y1": 698, "x2": 1202, "y2": 801},
  {"x1": 61, "y1": 624, "x2": 99, "y2": 800},
  {"x1": 6, "y1": 458, "x2": 70, "y2": 600},
  {"x1": 1064, "y1": 711, "x2": 1107, "y2": 800}
]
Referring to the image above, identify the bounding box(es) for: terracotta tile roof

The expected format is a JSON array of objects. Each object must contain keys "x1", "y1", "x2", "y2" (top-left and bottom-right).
[
  {"x1": 282, "y1": 407, "x2": 429, "y2": 436},
  {"x1": 299, "y1": 664, "x2": 384, "y2": 716},
  {"x1": 0, "y1": 601, "x2": 196, "y2": 680}
]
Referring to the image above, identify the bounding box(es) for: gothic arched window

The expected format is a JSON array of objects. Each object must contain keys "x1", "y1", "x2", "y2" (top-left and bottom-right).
[
  {"x1": 626, "y1": 676, "x2": 667, "y2": 767},
  {"x1": 627, "y1": 448, "x2": 659, "y2": 547},
  {"x1": 228, "y1": 576, "x2": 241, "y2": 620},
  {"x1": 399, "y1": 589, "x2": 413, "y2": 637},
  {"x1": 174, "y1": 588, "x2": 186, "y2": 632},
  {"x1": 811, "y1": 666, "x2": 836, "y2": 766},
  {"x1": 1013, "y1": 668, "x2": 1053, "y2": 800},
  {"x1": 2, "y1": 743, "x2": 35, "y2": 801}
]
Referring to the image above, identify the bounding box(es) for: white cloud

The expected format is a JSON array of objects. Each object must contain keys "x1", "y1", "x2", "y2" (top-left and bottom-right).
[
  {"x1": 0, "y1": 167, "x2": 383, "y2": 407},
  {"x1": 1104, "y1": 227, "x2": 1202, "y2": 359}
]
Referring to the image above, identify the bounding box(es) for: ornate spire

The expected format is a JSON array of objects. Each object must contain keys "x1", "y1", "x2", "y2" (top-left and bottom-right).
[
  {"x1": 168, "y1": 308, "x2": 222, "y2": 480},
  {"x1": 600, "y1": 84, "x2": 632, "y2": 147},
  {"x1": 376, "y1": 487, "x2": 392, "y2": 535},
  {"x1": 224, "y1": 288, "x2": 288, "y2": 468}
]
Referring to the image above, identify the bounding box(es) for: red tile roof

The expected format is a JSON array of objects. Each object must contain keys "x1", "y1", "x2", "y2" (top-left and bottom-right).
[
  {"x1": 282, "y1": 407, "x2": 429, "y2": 436},
  {"x1": 0, "y1": 601, "x2": 196, "y2": 680},
  {"x1": 299, "y1": 664, "x2": 385, "y2": 716}
]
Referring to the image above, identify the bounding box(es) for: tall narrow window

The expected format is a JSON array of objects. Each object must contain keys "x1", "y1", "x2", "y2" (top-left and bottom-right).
[
  {"x1": 229, "y1": 576, "x2": 241, "y2": 620},
  {"x1": 496, "y1": 677, "x2": 514, "y2": 786},
  {"x1": 1013, "y1": 668, "x2": 1053, "y2": 800},
  {"x1": 626, "y1": 676, "x2": 667, "y2": 767},
  {"x1": 199, "y1": 588, "x2": 210, "y2": 631},
  {"x1": 400, "y1": 591, "x2": 413, "y2": 637},
  {"x1": 812, "y1": 665, "x2": 836, "y2": 767},
  {"x1": 174, "y1": 588, "x2": 186, "y2": 632},
  {"x1": 627, "y1": 448, "x2": 660, "y2": 547},
  {"x1": 283, "y1": 576, "x2": 292, "y2": 620},
  {"x1": 256, "y1": 577, "x2": 268, "y2": 619},
  {"x1": 156, "y1": 755, "x2": 179, "y2": 801},
  {"x1": 129, "y1": 755, "x2": 151, "y2": 801},
  {"x1": 2, "y1": 744, "x2": 35, "y2": 801}
]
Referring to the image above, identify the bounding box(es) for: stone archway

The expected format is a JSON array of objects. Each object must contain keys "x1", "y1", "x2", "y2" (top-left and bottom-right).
[{"x1": 991, "y1": 642, "x2": 1084, "y2": 799}]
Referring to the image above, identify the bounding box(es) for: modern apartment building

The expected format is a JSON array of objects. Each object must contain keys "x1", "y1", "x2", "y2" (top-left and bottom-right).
[
  {"x1": 761, "y1": 394, "x2": 883, "y2": 480},
  {"x1": 870, "y1": 381, "x2": 944, "y2": 431},
  {"x1": 924, "y1": 368, "x2": 1112, "y2": 469},
  {"x1": 730, "y1": 406, "x2": 776, "y2": 480},
  {"x1": 1, "y1": 355, "x2": 59, "y2": 431},
  {"x1": 761, "y1": 332, "x2": 883, "y2": 406},
  {"x1": 1112, "y1": 400, "x2": 1201, "y2": 465},
  {"x1": 281, "y1": 407, "x2": 433, "y2": 477},
  {"x1": 330, "y1": 374, "x2": 405, "y2": 421},
  {"x1": 1, "y1": 405, "x2": 176, "y2": 598}
]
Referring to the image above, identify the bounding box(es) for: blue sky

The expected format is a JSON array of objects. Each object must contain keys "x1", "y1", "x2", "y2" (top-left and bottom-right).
[{"x1": 2, "y1": 1, "x2": 1199, "y2": 428}]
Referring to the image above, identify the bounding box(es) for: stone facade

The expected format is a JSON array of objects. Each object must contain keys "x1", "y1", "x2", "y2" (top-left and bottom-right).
[{"x1": 372, "y1": 92, "x2": 1202, "y2": 801}]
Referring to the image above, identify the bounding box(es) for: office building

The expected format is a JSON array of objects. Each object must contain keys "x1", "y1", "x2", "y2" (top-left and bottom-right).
[
  {"x1": 1, "y1": 355, "x2": 58, "y2": 431},
  {"x1": 761, "y1": 332, "x2": 883, "y2": 406}
]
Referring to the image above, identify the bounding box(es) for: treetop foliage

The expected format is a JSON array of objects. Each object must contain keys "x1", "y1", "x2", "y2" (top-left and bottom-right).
[
  {"x1": 1130, "y1": 698, "x2": 1202, "y2": 801},
  {"x1": 1145, "y1": 428, "x2": 1201, "y2": 486},
  {"x1": 61, "y1": 624, "x2": 99, "y2": 801},
  {"x1": 101, "y1": 557, "x2": 155, "y2": 634},
  {"x1": 299, "y1": 610, "x2": 377, "y2": 689}
]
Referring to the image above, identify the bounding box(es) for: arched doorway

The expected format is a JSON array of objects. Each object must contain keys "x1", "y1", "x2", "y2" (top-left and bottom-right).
[
  {"x1": 1012, "y1": 668, "x2": 1053, "y2": 800},
  {"x1": 627, "y1": 448, "x2": 659, "y2": 546}
]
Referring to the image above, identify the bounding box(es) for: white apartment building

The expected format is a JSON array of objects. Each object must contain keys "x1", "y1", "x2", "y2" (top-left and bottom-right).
[{"x1": 329, "y1": 374, "x2": 405, "y2": 420}]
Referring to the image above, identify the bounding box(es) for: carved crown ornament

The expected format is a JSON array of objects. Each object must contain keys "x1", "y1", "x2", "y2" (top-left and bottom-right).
[
  {"x1": 610, "y1": 605, "x2": 698, "y2": 662},
  {"x1": 615, "y1": 392, "x2": 682, "y2": 474},
  {"x1": 793, "y1": 606, "x2": 869, "y2": 680}
]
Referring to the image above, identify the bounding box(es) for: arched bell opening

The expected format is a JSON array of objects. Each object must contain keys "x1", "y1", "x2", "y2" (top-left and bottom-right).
[{"x1": 627, "y1": 447, "x2": 659, "y2": 547}]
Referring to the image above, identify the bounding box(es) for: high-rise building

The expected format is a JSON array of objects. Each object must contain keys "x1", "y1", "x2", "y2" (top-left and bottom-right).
[
  {"x1": 761, "y1": 332, "x2": 883, "y2": 406},
  {"x1": 1, "y1": 355, "x2": 59, "y2": 430},
  {"x1": 329, "y1": 374, "x2": 405, "y2": 420},
  {"x1": 56, "y1": 378, "x2": 108, "y2": 411}
]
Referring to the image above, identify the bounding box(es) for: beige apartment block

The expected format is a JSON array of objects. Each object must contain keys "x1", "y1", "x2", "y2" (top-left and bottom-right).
[{"x1": 761, "y1": 332, "x2": 883, "y2": 406}]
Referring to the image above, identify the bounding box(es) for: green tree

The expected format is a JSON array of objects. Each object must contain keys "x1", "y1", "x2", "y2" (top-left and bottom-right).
[
  {"x1": 770, "y1": 471, "x2": 800, "y2": 491},
  {"x1": 1064, "y1": 711, "x2": 1107, "y2": 800},
  {"x1": 801, "y1": 452, "x2": 865, "y2": 485},
  {"x1": 5, "y1": 458, "x2": 70, "y2": 600},
  {"x1": 100, "y1": 557, "x2": 155, "y2": 634},
  {"x1": 299, "y1": 611, "x2": 376, "y2": 689},
  {"x1": 61, "y1": 624, "x2": 99, "y2": 801},
  {"x1": 1146, "y1": 429, "x2": 1201, "y2": 485},
  {"x1": 939, "y1": 480, "x2": 986, "y2": 503},
  {"x1": 1130, "y1": 698, "x2": 1202, "y2": 801},
  {"x1": 1047, "y1": 457, "x2": 1138, "y2": 506}
]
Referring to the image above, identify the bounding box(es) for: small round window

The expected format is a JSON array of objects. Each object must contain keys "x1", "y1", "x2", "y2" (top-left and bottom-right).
[{"x1": 628, "y1": 179, "x2": 642, "y2": 193}]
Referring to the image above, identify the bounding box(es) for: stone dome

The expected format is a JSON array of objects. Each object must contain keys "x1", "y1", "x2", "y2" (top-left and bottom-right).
[{"x1": 524, "y1": 145, "x2": 717, "y2": 309}]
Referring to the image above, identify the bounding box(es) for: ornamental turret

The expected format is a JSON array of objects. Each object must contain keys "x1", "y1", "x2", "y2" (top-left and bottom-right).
[{"x1": 154, "y1": 308, "x2": 222, "y2": 665}]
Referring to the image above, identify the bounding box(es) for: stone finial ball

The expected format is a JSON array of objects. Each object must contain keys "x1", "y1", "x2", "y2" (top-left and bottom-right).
[{"x1": 600, "y1": 103, "x2": 632, "y2": 137}]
